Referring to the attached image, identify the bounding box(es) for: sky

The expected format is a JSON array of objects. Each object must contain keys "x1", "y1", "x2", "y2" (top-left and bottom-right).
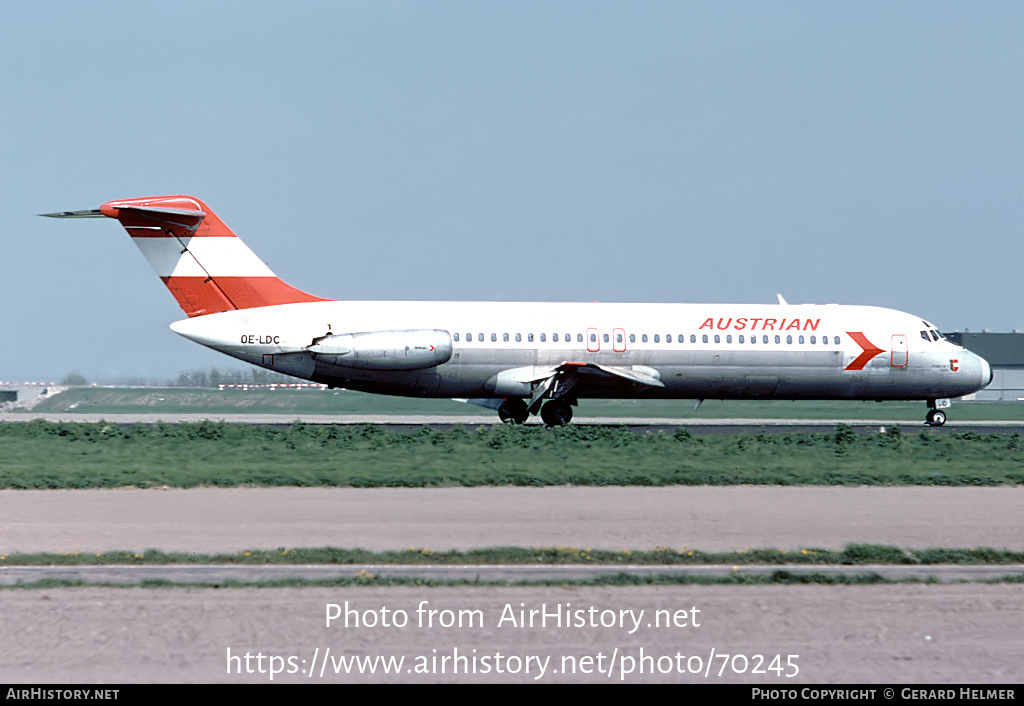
[{"x1": 3, "y1": 1, "x2": 1024, "y2": 382}]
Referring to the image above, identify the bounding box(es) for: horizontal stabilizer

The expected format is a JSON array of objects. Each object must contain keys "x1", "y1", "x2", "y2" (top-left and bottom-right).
[{"x1": 39, "y1": 209, "x2": 104, "y2": 218}]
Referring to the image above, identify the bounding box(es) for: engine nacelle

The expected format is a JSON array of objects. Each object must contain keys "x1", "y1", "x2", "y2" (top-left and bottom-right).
[{"x1": 307, "y1": 329, "x2": 453, "y2": 371}]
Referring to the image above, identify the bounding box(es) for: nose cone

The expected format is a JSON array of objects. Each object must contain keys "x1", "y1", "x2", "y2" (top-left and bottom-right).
[
  {"x1": 979, "y1": 355, "x2": 993, "y2": 389},
  {"x1": 959, "y1": 350, "x2": 993, "y2": 394}
]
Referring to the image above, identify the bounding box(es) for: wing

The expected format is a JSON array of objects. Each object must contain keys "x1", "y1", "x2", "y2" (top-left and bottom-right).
[{"x1": 524, "y1": 361, "x2": 664, "y2": 416}]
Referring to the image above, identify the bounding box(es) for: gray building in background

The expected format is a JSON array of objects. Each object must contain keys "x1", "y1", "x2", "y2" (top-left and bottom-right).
[{"x1": 945, "y1": 332, "x2": 1024, "y2": 402}]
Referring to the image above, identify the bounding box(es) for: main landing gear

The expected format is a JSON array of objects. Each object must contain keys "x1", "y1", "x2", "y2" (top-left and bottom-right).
[
  {"x1": 540, "y1": 399, "x2": 573, "y2": 426},
  {"x1": 497, "y1": 398, "x2": 574, "y2": 426},
  {"x1": 497, "y1": 398, "x2": 529, "y2": 425}
]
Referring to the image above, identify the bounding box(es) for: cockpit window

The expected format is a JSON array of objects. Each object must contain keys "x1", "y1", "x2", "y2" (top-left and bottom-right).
[
  {"x1": 929, "y1": 330, "x2": 940, "y2": 342},
  {"x1": 921, "y1": 330, "x2": 930, "y2": 342}
]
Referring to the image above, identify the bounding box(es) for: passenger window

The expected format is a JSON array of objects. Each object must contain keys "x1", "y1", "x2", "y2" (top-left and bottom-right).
[
  {"x1": 714, "y1": 334, "x2": 721, "y2": 343},
  {"x1": 810, "y1": 335, "x2": 816, "y2": 344},
  {"x1": 528, "y1": 333, "x2": 534, "y2": 343},
  {"x1": 763, "y1": 335, "x2": 769, "y2": 344},
  {"x1": 774, "y1": 335, "x2": 781, "y2": 344},
  {"x1": 553, "y1": 333, "x2": 559, "y2": 342},
  {"x1": 726, "y1": 335, "x2": 732, "y2": 343},
  {"x1": 690, "y1": 334, "x2": 696, "y2": 343},
  {"x1": 739, "y1": 335, "x2": 745, "y2": 343},
  {"x1": 491, "y1": 333, "x2": 497, "y2": 342},
  {"x1": 798, "y1": 336, "x2": 804, "y2": 344},
  {"x1": 642, "y1": 334, "x2": 648, "y2": 343},
  {"x1": 702, "y1": 334, "x2": 708, "y2": 343},
  {"x1": 629, "y1": 334, "x2": 636, "y2": 343},
  {"x1": 616, "y1": 333, "x2": 623, "y2": 343},
  {"x1": 453, "y1": 333, "x2": 459, "y2": 342},
  {"x1": 577, "y1": 333, "x2": 583, "y2": 343},
  {"x1": 786, "y1": 335, "x2": 792, "y2": 344},
  {"x1": 654, "y1": 334, "x2": 660, "y2": 343},
  {"x1": 603, "y1": 334, "x2": 610, "y2": 343},
  {"x1": 540, "y1": 333, "x2": 546, "y2": 342},
  {"x1": 503, "y1": 333, "x2": 509, "y2": 342},
  {"x1": 834, "y1": 336, "x2": 841, "y2": 345},
  {"x1": 478, "y1": 333, "x2": 484, "y2": 342},
  {"x1": 590, "y1": 333, "x2": 597, "y2": 343},
  {"x1": 666, "y1": 334, "x2": 673, "y2": 343},
  {"x1": 515, "y1": 333, "x2": 522, "y2": 342}
]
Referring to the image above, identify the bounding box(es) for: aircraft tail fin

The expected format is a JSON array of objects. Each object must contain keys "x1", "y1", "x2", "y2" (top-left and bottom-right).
[{"x1": 43, "y1": 195, "x2": 326, "y2": 317}]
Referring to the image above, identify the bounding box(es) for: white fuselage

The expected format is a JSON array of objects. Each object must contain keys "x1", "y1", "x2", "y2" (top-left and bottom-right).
[{"x1": 170, "y1": 300, "x2": 992, "y2": 403}]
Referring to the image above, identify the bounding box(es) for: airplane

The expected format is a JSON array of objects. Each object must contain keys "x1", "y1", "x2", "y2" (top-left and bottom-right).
[{"x1": 43, "y1": 195, "x2": 992, "y2": 427}]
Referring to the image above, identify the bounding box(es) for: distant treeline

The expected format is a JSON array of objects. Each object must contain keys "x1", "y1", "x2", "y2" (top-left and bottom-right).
[
  {"x1": 173, "y1": 367, "x2": 302, "y2": 388},
  {"x1": 59, "y1": 367, "x2": 304, "y2": 388}
]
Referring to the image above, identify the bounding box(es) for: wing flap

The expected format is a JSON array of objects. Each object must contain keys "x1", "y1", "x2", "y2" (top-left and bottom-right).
[
  {"x1": 522, "y1": 361, "x2": 664, "y2": 416},
  {"x1": 558, "y1": 362, "x2": 665, "y2": 388}
]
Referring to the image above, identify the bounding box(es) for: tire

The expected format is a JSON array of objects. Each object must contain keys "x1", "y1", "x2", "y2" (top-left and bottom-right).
[
  {"x1": 498, "y1": 399, "x2": 528, "y2": 424},
  {"x1": 540, "y1": 400, "x2": 573, "y2": 426}
]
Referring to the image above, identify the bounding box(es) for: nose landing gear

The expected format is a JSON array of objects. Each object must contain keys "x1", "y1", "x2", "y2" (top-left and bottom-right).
[{"x1": 925, "y1": 399, "x2": 950, "y2": 427}]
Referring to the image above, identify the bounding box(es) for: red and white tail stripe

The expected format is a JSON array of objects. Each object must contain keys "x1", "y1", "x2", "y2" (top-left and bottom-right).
[{"x1": 97, "y1": 195, "x2": 325, "y2": 317}]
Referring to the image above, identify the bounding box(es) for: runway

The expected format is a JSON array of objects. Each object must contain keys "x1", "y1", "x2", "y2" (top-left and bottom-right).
[
  {"x1": 3, "y1": 486, "x2": 1023, "y2": 555},
  {"x1": 4, "y1": 411, "x2": 1024, "y2": 432},
  {"x1": 3, "y1": 464, "x2": 1022, "y2": 683},
  {"x1": 2, "y1": 583, "x2": 1020, "y2": 683}
]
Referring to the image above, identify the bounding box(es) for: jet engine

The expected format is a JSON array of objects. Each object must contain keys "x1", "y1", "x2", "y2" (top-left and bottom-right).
[{"x1": 306, "y1": 329, "x2": 453, "y2": 371}]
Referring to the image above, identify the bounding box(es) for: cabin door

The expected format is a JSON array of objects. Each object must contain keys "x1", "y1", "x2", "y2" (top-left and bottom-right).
[{"x1": 890, "y1": 334, "x2": 908, "y2": 367}]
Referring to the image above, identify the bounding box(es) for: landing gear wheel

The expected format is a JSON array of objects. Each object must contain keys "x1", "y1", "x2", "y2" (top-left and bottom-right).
[
  {"x1": 497, "y1": 398, "x2": 529, "y2": 424},
  {"x1": 540, "y1": 400, "x2": 573, "y2": 426},
  {"x1": 926, "y1": 409, "x2": 947, "y2": 427}
]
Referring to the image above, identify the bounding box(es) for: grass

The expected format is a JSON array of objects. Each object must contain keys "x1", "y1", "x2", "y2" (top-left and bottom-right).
[
  {"x1": 4, "y1": 545, "x2": 1022, "y2": 588},
  {"x1": 15, "y1": 574, "x2": 1014, "y2": 589},
  {"x1": 4, "y1": 544, "x2": 1022, "y2": 566},
  {"x1": 1, "y1": 420, "x2": 1023, "y2": 488}
]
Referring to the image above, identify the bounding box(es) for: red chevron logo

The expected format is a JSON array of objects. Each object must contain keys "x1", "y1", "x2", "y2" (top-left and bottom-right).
[{"x1": 845, "y1": 331, "x2": 885, "y2": 371}]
